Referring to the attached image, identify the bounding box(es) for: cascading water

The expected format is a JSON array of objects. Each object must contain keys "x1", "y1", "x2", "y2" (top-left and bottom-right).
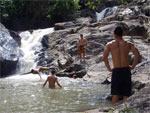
[
  {"x1": 96, "y1": 6, "x2": 118, "y2": 22},
  {"x1": 18, "y1": 28, "x2": 54, "y2": 73}
]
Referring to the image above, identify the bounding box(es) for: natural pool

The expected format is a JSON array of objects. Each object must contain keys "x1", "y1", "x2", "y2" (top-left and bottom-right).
[{"x1": 0, "y1": 74, "x2": 111, "y2": 113}]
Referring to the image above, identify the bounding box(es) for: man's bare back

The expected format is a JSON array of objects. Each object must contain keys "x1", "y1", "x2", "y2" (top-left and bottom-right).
[
  {"x1": 103, "y1": 27, "x2": 140, "y2": 105},
  {"x1": 43, "y1": 70, "x2": 62, "y2": 89},
  {"x1": 47, "y1": 76, "x2": 57, "y2": 88},
  {"x1": 105, "y1": 39, "x2": 139, "y2": 70},
  {"x1": 104, "y1": 32, "x2": 139, "y2": 72}
]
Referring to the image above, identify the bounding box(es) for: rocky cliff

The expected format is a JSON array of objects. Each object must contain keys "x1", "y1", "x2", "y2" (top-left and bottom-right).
[
  {"x1": 0, "y1": 23, "x2": 21, "y2": 77},
  {"x1": 43, "y1": 0, "x2": 150, "y2": 112}
]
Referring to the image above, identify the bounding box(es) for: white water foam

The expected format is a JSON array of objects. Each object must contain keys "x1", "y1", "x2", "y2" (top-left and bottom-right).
[{"x1": 18, "y1": 28, "x2": 54, "y2": 73}]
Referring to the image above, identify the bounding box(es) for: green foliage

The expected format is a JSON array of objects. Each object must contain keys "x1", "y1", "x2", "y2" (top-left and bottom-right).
[
  {"x1": 48, "y1": 0, "x2": 80, "y2": 21},
  {"x1": 108, "y1": 107, "x2": 116, "y2": 113},
  {"x1": 0, "y1": 0, "x2": 25, "y2": 19},
  {"x1": 108, "y1": 103, "x2": 136, "y2": 113},
  {"x1": 85, "y1": 0, "x2": 101, "y2": 10},
  {"x1": 119, "y1": 0, "x2": 139, "y2": 4},
  {"x1": 120, "y1": 0, "x2": 128, "y2": 4},
  {"x1": 0, "y1": 0, "x2": 80, "y2": 25}
]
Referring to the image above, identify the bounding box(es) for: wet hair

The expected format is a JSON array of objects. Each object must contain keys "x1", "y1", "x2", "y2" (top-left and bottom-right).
[
  {"x1": 80, "y1": 34, "x2": 83, "y2": 37},
  {"x1": 114, "y1": 27, "x2": 123, "y2": 37},
  {"x1": 51, "y1": 70, "x2": 56, "y2": 75},
  {"x1": 31, "y1": 69, "x2": 34, "y2": 73}
]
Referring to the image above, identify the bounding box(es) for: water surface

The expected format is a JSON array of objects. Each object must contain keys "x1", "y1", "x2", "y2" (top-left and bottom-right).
[{"x1": 0, "y1": 74, "x2": 111, "y2": 113}]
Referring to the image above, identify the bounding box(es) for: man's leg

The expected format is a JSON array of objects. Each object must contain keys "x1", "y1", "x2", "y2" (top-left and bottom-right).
[
  {"x1": 112, "y1": 95, "x2": 119, "y2": 105},
  {"x1": 78, "y1": 48, "x2": 82, "y2": 61},
  {"x1": 83, "y1": 52, "x2": 85, "y2": 61},
  {"x1": 79, "y1": 53, "x2": 82, "y2": 61}
]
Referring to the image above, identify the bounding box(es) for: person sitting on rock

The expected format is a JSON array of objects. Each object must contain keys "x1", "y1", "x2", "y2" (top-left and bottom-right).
[
  {"x1": 43, "y1": 70, "x2": 62, "y2": 88},
  {"x1": 78, "y1": 34, "x2": 88, "y2": 62}
]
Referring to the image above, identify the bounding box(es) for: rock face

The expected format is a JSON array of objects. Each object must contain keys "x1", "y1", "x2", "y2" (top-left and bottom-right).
[
  {"x1": 9, "y1": 30, "x2": 21, "y2": 46},
  {"x1": 43, "y1": 0, "x2": 150, "y2": 112},
  {"x1": 0, "y1": 23, "x2": 20, "y2": 77},
  {"x1": 46, "y1": 0, "x2": 150, "y2": 80}
]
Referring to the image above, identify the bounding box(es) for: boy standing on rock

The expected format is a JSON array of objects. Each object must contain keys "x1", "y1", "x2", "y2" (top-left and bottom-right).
[
  {"x1": 103, "y1": 27, "x2": 140, "y2": 104},
  {"x1": 78, "y1": 34, "x2": 88, "y2": 61}
]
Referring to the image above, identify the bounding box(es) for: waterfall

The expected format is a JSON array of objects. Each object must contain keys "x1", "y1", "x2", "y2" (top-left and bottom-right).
[
  {"x1": 96, "y1": 6, "x2": 118, "y2": 22},
  {"x1": 18, "y1": 28, "x2": 54, "y2": 73}
]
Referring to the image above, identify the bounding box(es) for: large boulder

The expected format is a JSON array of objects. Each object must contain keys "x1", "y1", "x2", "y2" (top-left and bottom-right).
[
  {"x1": 54, "y1": 21, "x2": 75, "y2": 30},
  {"x1": 0, "y1": 23, "x2": 20, "y2": 77}
]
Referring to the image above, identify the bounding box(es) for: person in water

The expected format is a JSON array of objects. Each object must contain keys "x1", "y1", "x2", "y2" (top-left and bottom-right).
[
  {"x1": 78, "y1": 34, "x2": 88, "y2": 61},
  {"x1": 72, "y1": 73, "x2": 77, "y2": 79},
  {"x1": 103, "y1": 26, "x2": 140, "y2": 105},
  {"x1": 43, "y1": 70, "x2": 62, "y2": 88},
  {"x1": 22, "y1": 66, "x2": 58, "y2": 80},
  {"x1": 22, "y1": 69, "x2": 42, "y2": 79}
]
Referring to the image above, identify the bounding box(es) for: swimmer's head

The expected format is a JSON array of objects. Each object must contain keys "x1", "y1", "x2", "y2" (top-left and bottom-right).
[
  {"x1": 31, "y1": 69, "x2": 34, "y2": 73},
  {"x1": 51, "y1": 70, "x2": 56, "y2": 75}
]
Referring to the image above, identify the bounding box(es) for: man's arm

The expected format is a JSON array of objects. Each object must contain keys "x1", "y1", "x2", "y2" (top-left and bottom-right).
[
  {"x1": 43, "y1": 78, "x2": 48, "y2": 87},
  {"x1": 103, "y1": 43, "x2": 112, "y2": 72},
  {"x1": 56, "y1": 78, "x2": 62, "y2": 88},
  {"x1": 37, "y1": 72, "x2": 42, "y2": 80},
  {"x1": 130, "y1": 43, "x2": 140, "y2": 70},
  {"x1": 21, "y1": 71, "x2": 31, "y2": 75}
]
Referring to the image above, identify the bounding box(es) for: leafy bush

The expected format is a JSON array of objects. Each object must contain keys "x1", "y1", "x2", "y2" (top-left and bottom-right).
[
  {"x1": 0, "y1": 0, "x2": 80, "y2": 29},
  {"x1": 47, "y1": 0, "x2": 80, "y2": 22}
]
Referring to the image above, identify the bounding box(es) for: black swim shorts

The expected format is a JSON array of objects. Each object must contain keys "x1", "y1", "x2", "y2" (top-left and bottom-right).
[{"x1": 111, "y1": 67, "x2": 131, "y2": 96}]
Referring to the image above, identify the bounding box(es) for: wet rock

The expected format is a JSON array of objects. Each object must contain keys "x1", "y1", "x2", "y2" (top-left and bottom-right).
[
  {"x1": 9, "y1": 30, "x2": 21, "y2": 46},
  {"x1": 132, "y1": 81, "x2": 146, "y2": 90},
  {"x1": 101, "y1": 77, "x2": 111, "y2": 85},
  {"x1": 0, "y1": 59, "x2": 18, "y2": 77},
  {"x1": 54, "y1": 21, "x2": 75, "y2": 30},
  {"x1": 57, "y1": 55, "x2": 74, "y2": 69},
  {"x1": 76, "y1": 69, "x2": 87, "y2": 78},
  {"x1": 41, "y1": 35, "x2": 49, "y2": 48},
  {"x1": 0, "y1": 23, "x2": 20, "y2": 77},
  {"x1": 58, "y1": 63, "x2": 87, "y2": 78},
  {"x1": 113, "y1": 83, "x2": 150, "y2": 113},
  {"x1": 56, "y1": 72, "x2": 72, "y2": 78},
  {"x1": 143, "y1": 6, "x2": 150, "y2": 16},
  {"x1": 99, "y1": 107, "x2": 111, "y2": 112}
]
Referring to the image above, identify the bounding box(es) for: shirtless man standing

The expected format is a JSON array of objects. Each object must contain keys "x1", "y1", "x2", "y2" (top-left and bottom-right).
[
  {"x1": 43, "y1": 70, "x2": 62, "y2": 88},
  {"x1": 78, "y1": 34, "x2": 88, "y2": 61},
  {"x1": 103, "y1": 27, "x2": 140, "y2": 105}
]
